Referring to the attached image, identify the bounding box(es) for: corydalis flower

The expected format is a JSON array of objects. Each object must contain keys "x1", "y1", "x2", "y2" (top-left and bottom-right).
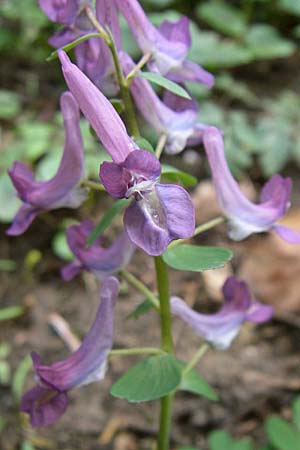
[
  {"x1": 7, "y1": 92, "x2": 86, "y2": 236},
  {"x1": 116, "y1": 0, "x2": 214, "y2": 87},
  {"x1": 171, "y1": 276, "x2": 273, "y2": 349},
  {"x1": 74, "y1": 0, "x2": 121, "y2": 96},
  {"x1": 39, "y1": 0, "x2": 93, "y2": 49},
  {"x1": 203, "y1": 127, "x2": 300, "y2": 243},
  {"x1": 61, "y1": 220, "x2": 135, "y2": 280},
  {"x1": 100, "y1": 150, "x2": 195, "y2": 255},
  {"x1": 120, "y1": 52, "x2": 208, "y2": 154},
  {"x1": 21, "y1": 277, "x2": 119, "y2": 428},
  {"x1": 59, "y1": 51, "x2": 195, "y2": 255}
]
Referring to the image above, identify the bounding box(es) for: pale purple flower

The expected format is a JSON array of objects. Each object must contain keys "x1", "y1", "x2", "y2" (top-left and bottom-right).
[
  {"x1": 74, "y1": 0, "x2": 121, "y2": 96},
  {"x1": 61, "y1": 219, "x2": 135, "y2": 280},
  {"x1": 120, "y1": 52, "x2": 208, "y2": 154},
  {"x1": 39, "y1": 0, "x2": 94, "y2": 49},
  {"x1": 7, "y1": 92, "x2": 86, "y2": 236},
  {"x1": 21, "y1": 277, "x2": 119, "y2": 428},
  {"x1": 171, "y1": 276, "x2": 273, "y2": 349},
  {"x1": 116, "y1": 0, "x2": 214, "y2": 87},
  {"x1": 59, "y1": 50, "x2": 195, "y2": 255},
  {"x1": 203, "y1": 127, "x2": 300, "y2": 243}
]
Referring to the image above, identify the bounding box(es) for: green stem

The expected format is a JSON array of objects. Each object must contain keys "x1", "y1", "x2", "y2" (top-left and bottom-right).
[
  {"x1": 154, "y1": 256, "x2": 173, "y2": 450},
  {"x1": 168, "y1": 216, "x2": 225, "y2": 249},
  {"x1": 110, "y1": 347, "x2": 163, "y2": 357},
  {"x1": 81, "y1": 180, "x2": 105, "y2": 191},
  {"x1": 182, "y1": 343, "x2": 209, "y2": 376},
  {"x1": 121, "y1": 270, "x2": 160, "y2": 310},
  {"x1": 106, "y1": 28, "x2": 140, "y2": 138},
  {"x1": 126, "y1": 52, "x2": 152, "y2": 84}
]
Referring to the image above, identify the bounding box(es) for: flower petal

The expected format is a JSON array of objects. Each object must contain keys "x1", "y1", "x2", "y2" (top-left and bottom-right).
[
  {"x1": 39, "y1": 0, "x2": 79, "y2": 25},
  {"x1": 6, "y1": 204, "x2": 39, "y2": 236},
  {"x1": 203, "y1": 126, "x2": 291, "y2": 240},
  {"x1": 168, "y1": 60, "x2": 215, "y2": 88},
  {"x1": 273, "y1": 224, "x2": 300, "y2": 244},
  {"x1": 158, "y1": 16, "x2": 191, "y2": 49},
  {"x1": 100, "y1": 161, "x2": 131, "y2": 198},
  {"x1": 59, "y1": 50, "x2": 135, "y2": 163},
  {"x1": 123, "y1": 150, "x2": 161, "y2": 180},
  {"x1": 21, "y1": 385, "x2": 69, "y2": 428},
  {"x1": 35, "y1": 277, "x2": 119, "y2": 391}
]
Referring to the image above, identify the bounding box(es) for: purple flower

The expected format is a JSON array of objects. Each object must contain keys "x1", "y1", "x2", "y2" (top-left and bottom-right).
[
  {"x1": 116, "y1": 0, "x2": 214, "y2": 87},
  {"x1": 74, "y1": 0, "x2": 121, "y2": 96},
  {"x1": 120, "y1": 52, "x2": 208, "y2": 154},
  {"x1": 171, "y1": 276, "x2": 273, "y2": 349},
  {"x1": 100, "y1": 150, "x2": 195, "y2": 255},
  {"x1": 61, "y1": 219, "x2": 135, "y2": 280},
  {"x1": 58, "y1": 50, "x2": 195, "y2": 255},
  {"x1": 203, "y1": 127, "x2": 300, "y2": 243},
  {"x1": 21, "y1": 277, "x2": 119, "y2": 428},
  {"x1": 39, "y1": 0, "x2": 94, "y2": 48},
  {"x1": 7, "y1": 92, "x2": 86, "y2": 236},
  {"x1": 59, "y1": 50, "x2": 136, "y2": 163}
]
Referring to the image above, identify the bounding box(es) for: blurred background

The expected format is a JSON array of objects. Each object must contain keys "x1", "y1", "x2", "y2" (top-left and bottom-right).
[{"x1": 0, "y1": 1, "x2": 300, "y2": 449}]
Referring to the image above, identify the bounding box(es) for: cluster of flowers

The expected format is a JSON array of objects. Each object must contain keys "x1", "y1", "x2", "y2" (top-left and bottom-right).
[{"x1": 9, "y1": 0, "x2": 299, "y2": 428}]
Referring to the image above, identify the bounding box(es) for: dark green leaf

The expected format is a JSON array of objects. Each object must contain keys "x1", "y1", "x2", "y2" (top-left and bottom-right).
[
  {"x1": 110, "y1": 99, "x2": 124, "y2": 114},
  {"x1": 0, "y1": 306, "x2": 25, "y2": 321},
  {"x1": 110, "y1": 354, "x2": 182, "y2": 402},
  {"x1": 163, "y1": 245, "x2": 233, "y2": 272},
  {"x1": 87, "y1": 199, "x2": 129, "y2": 246},
  {"x1": 266, "y1": 416, "x2": 299, "y2": 450},
  {"x1": 161, "y1": 164, "x2": 197, "y2": 187},
  {"x1": 135, "y1": 72, "x2": 191, "y2": 100},
  {"x1": 126, "y1": 299, "x2": 154, "y2": 320},
  {"x1": 134, "y1": 137, "x2": 155, "y2": 154},
  {"x1": 47, "y1": 32, "x2": 101, "y2": 61}
]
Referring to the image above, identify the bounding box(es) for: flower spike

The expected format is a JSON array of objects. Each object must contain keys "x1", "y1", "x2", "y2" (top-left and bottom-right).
[
  {"x1": 7, "y1": 92, "x2": 86, "y2": 236},
  {"x1": 171, "y1": 276, "x2": 273, "y2": 349},
  {"x1": 203, "y1": 126, "x2": 300, "y2": 243},
  {"x1": 21, "y1": 277, "x2": 119, "y2": 427}
]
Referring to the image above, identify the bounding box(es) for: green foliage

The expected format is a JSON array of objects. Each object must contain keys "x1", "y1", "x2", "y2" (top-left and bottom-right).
[
  {"x1": 265, "y1": 415, "x2": 300, "y2": 450},
  {"x1": 163, "y1": 245, "x2": 233, "y2": 272},
  {"x1": 179, "y1": 366, "x2": 218, "y2": 401},
  {"x1": 12, "y1": 355, "x2": 32, "y2": 400},
  {"x1": 126, "y1": 299, "x2": 154, "y2": 320},
  {"x1": 0, "y1": 90, "x2": 21, "y2": 119},
  {"x1": 110, "y1": 354, "x2": 182, "y2": 402},
  {"x1": 0, "y1": 306, "x2": 25, "y2": 322},
  {"x1": 161, "y1": 164, "x2": 198, "y2": 187},
  {"x1": 208, "y1": 430, "x2": 253, "y2": 450},
  {"x1": 135, "y1": 72, "x2": 191, "y2": 99}
]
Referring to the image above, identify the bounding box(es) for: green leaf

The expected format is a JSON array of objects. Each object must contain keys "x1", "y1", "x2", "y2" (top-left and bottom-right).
[
  {"x1": 266, "y1": 416, "x2": 300, "y2": 450},
  {"x1": 0, "y1": 90, "x2": 21, "y2": 119},
  {"x1": 0, "y1": 306, "x2": 25, "y2": 321},
  {"x1": 87, "y1": 199, "x2": 130, "y2": 246},
  {"x1": 163, "y1": 245, "x2": 233, "y2": 272},
  {"x1": 110, "y1": 98, "x2": 124, "y2": 114},
  {"x1": 110, "y1": 354, "x2": 182, "y2": 402},
  {"x1": 161, "y1": 164, "x2": 197, "y2": 187},
  {"x1": 245, "y1": 25, "x2": 296, "y2": 60},
  {"x1": 12, "y1": 355, "x2": 32, "y2": 400},
  {"x1": 293, "y1": 398, "x2": 300, "y2": 430},
  {"x1": 179, "y1": 448, "x2": 199, "y2": 450},
  {"x1": 179, "y1": 365, "x2": 218, "y2": 401},
  {"x1": 197, "y1": 1, "x2": 247, "y2": 38},
  {"x1": 126, "y1": 299, "x2": 154, "y2": 320},
  {"x1": 52, "y1": 230, "x2": 74, "y2": 262},
  {"x1": 232, "y1": 440, "x2": 253, "y2": 450},
  {"x1": 0, "y1": 172, "x2": 22, "y2": 223},
  {"x1": 278, "y1": 0, "x2": 300, "y2": 15},
  {"x1": 135, "y1": 72, "x2": 191, "y2": 99},
  {"x1": 46, "y1": 32, "x2": 101, "y2": 61},
  {"x1": 134, "y1": 137, "x2": 155, "y2": 154},
  {"x1": 209, "y1": 430, "x2": 232, "y2": 450}
]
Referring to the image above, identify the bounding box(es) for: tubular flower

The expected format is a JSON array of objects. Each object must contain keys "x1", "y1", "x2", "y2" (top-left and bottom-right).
[
  {"x1": 61, "y1": 220, "x2": 135, "y2": 280},
  {"x1": 171, "y1": 276, "x2": 273, "y2": 349},
  {"x1": 120, "y1": 52, "x2": 208, "y2": 154},
  {"x1": 74, "y1": 0, "x2": 121, "y2": 96},
  {"x1": 7, "y1": 92, "x2": 86, "y2": 236},
  {"x1": 39, "y1": 0, "x2": 94, "y2": 48},
  {"x1": 203, "y1": 126, "x2": 300, "y2": 243},
  {"x1": 59, "y1": 51, "x2": 195, "y2": 255},
  {"x1": 116, "y1": 0, "x2": 214, "y2": 87},
  {"x1": 21, "y1": 277, "x2": 119, "y2": 428}
]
